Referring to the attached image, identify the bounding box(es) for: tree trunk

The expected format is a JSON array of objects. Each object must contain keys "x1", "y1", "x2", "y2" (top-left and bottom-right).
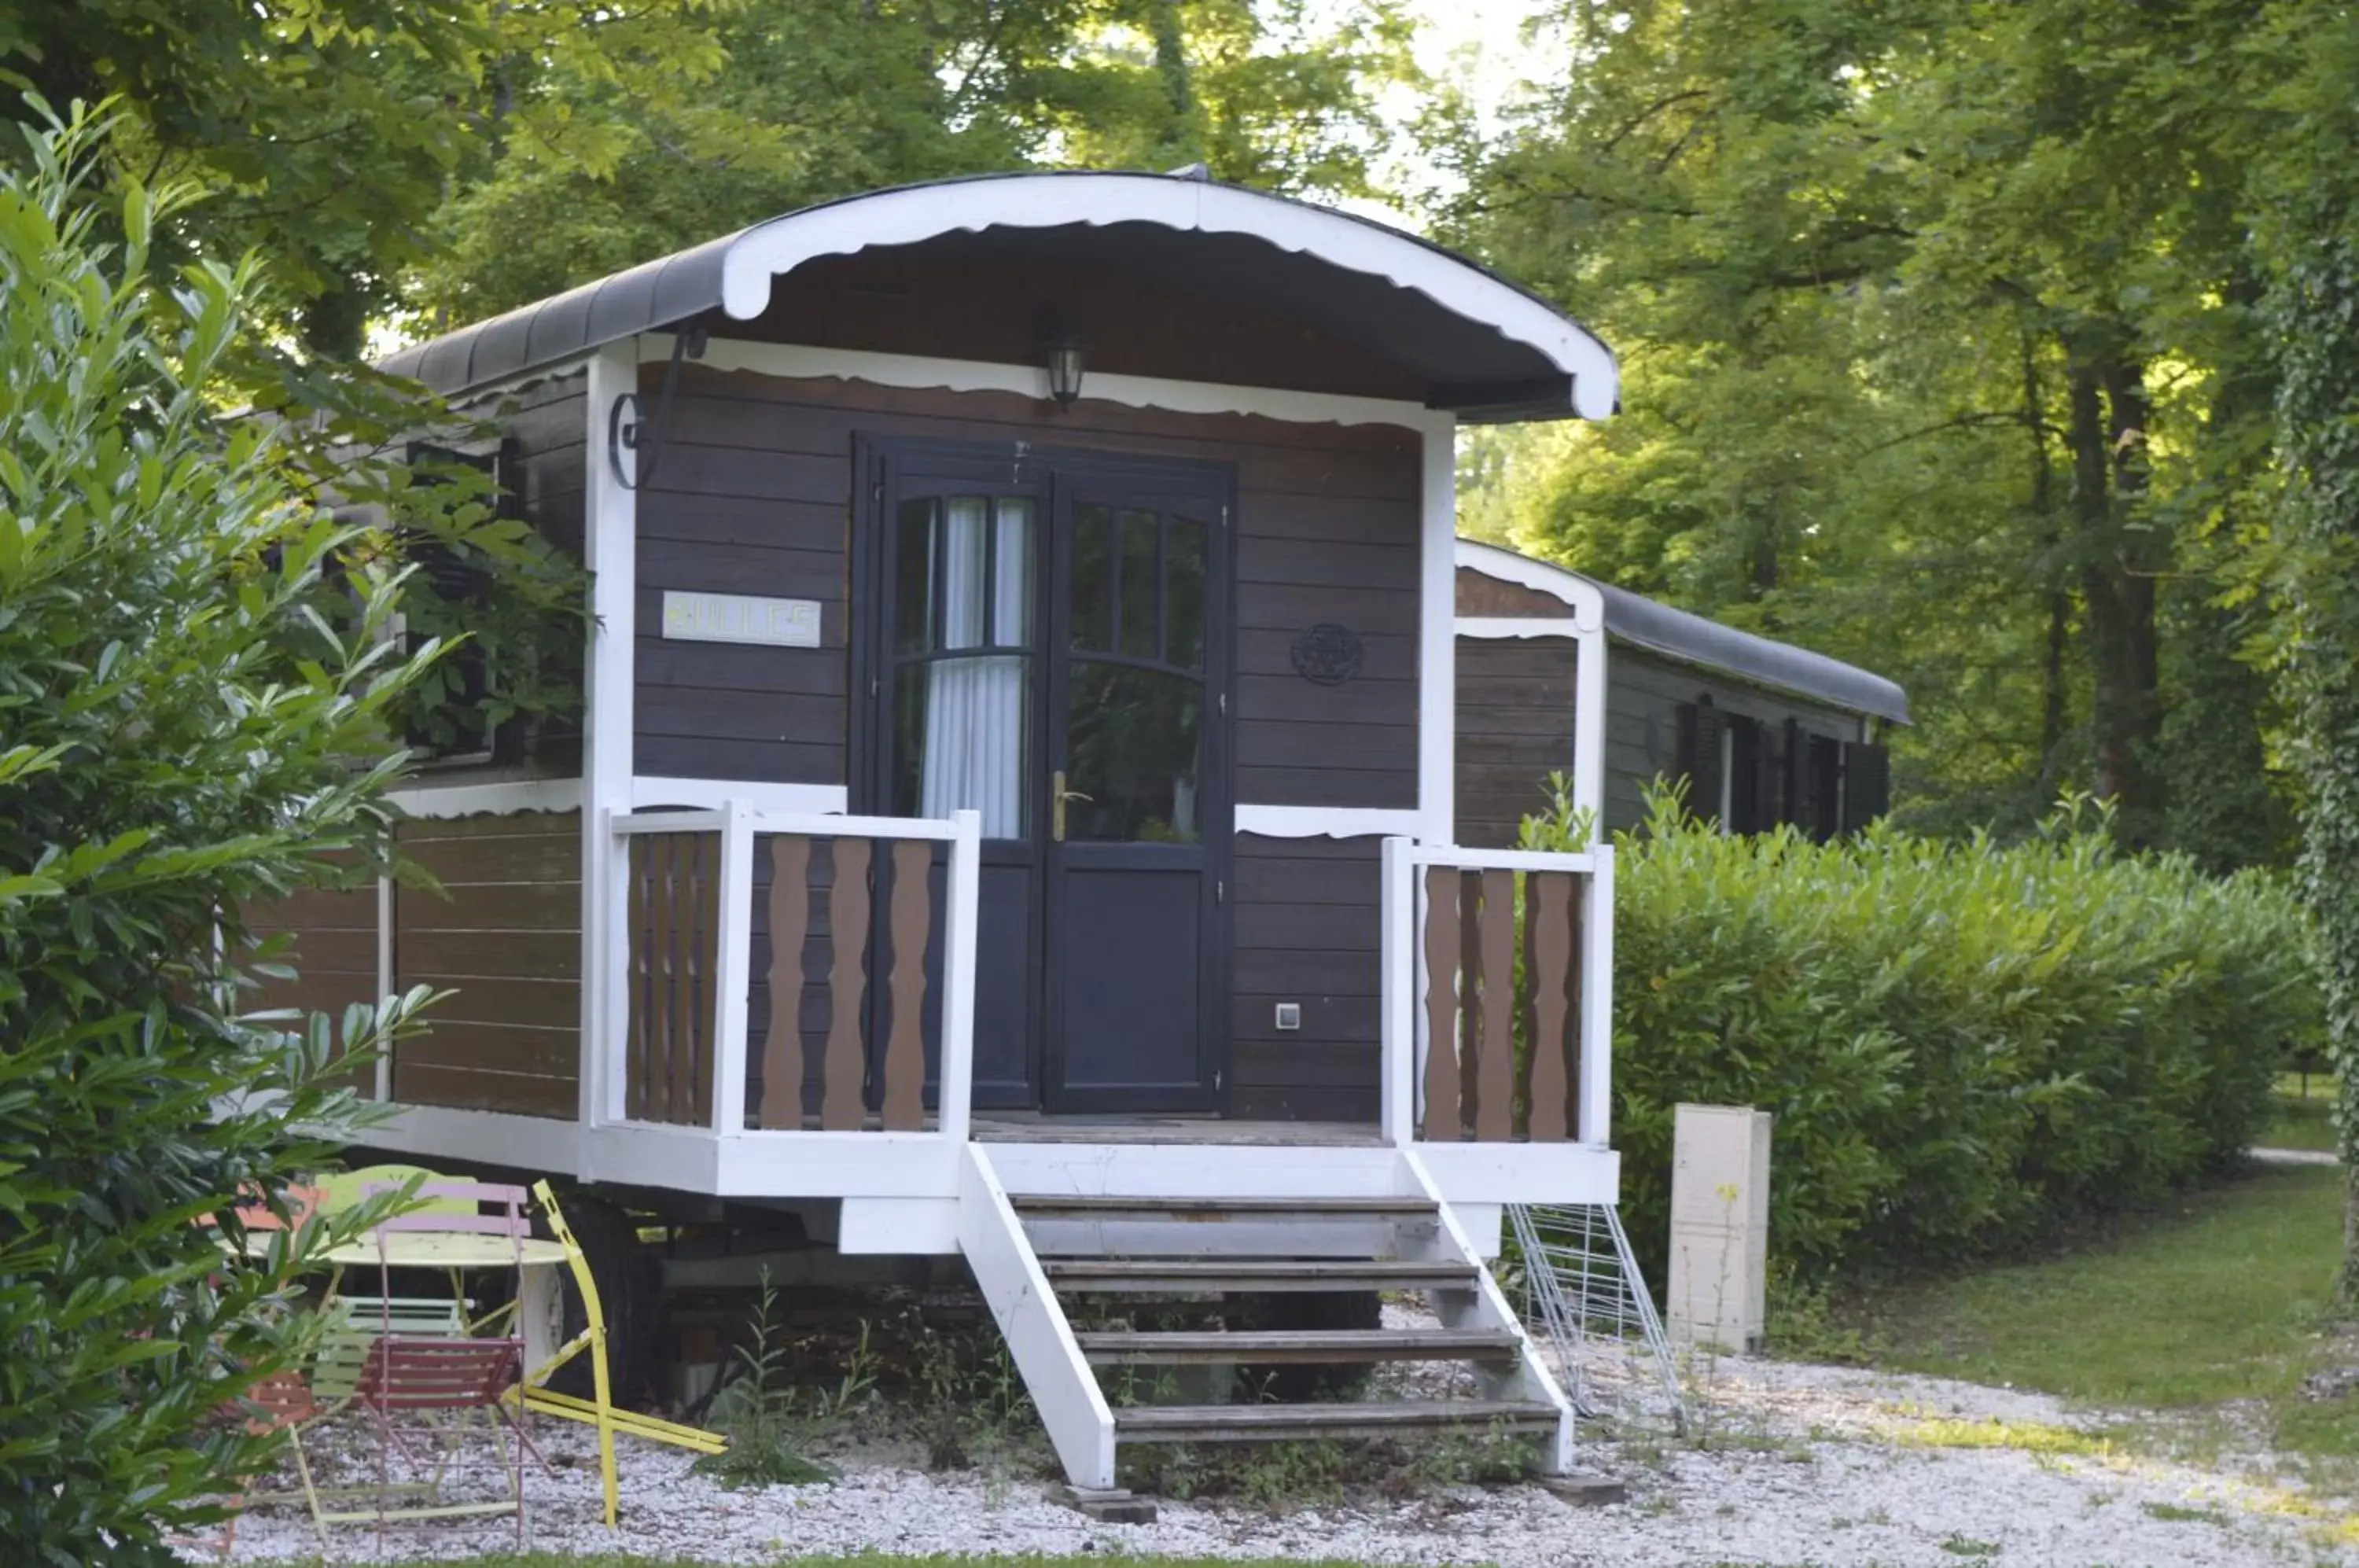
[
  {"x1": 2066, "y1": 333, "x2": 2164, "y2": 843},
  {"x1": 2022, "y1": 331, "x2": 2069, "y2": 782}
]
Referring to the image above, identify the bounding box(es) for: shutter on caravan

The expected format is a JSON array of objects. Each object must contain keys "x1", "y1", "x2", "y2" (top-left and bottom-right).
[
  {"x1": 1842, "y1": 742, "x2": 1892, "y2": 831},
  {"x1": 1783, "y1": 719, "x2": 1812, "y2": 832},
  {"x1": 1673, "y1": 698, "x2": 1726, "y2": 825},
  {"x1": 1726, "y1": 716, "x2": 1765, "y2": 834},
  {"x1": 1748, "y1": 716, "x2": 1783, "y2": 834}
]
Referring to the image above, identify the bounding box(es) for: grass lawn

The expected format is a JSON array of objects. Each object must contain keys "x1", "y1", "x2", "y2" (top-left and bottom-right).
[
  {"x1": 1848, "y1": 1164, "x2": 2359, "y2": 1464},
  {"x1": 2263, "y1": 1072, "x2": 2340, "y2": 1153}
]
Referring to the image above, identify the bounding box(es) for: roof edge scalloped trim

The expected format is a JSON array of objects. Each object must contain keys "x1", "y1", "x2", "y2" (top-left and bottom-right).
[
  {"x1": 1454, "y1": 539, "x2": 1911, "y2": 724},
  {"x1": 712, "y1": 177, "x2": 1617, "y2": 421}
]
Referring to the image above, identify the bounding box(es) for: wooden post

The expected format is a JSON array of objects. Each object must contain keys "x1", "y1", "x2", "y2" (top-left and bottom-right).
[
  {"x1": 937, "y1": 809, "x2": 983, "y2": 1145},
  {"x1": 1578, "y1": 845, "x2": 1614, "y2": 1146},
  {"x1": 710, "y1": 800, "x2": 754, "y2": 1135},
  {"x1": 1379, "y1": 837, "x2": 1416, "y2": 1147}
]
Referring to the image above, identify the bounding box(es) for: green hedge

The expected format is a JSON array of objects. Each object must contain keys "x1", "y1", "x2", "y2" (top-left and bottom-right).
[{"x1": 1559, "y1": 794, "x2": 2321, "y2": 1283}]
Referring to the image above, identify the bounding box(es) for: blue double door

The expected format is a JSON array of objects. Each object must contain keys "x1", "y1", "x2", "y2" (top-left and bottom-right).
[{"x1": 856, "y1": 438, "x2": 1233, "y2": 1114}]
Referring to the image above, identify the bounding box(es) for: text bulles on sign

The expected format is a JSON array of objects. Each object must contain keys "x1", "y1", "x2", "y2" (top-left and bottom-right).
[{"x1": 659, "y1": 591, "x2": 822, "y2": 649}]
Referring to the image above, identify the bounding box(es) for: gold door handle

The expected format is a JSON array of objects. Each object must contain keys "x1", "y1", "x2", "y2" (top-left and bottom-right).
[{"x1": 1051, "y1": 771, "x2": 1093, "y2": 841}]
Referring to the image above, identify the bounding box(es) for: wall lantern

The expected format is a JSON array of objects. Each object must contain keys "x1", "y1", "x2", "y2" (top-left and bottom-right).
[{"x1": 1046, "y1": 333, "x2": 1088, "y2": 407}]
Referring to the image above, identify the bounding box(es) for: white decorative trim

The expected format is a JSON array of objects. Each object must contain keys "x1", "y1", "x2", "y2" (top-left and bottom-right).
[
  {"x1": 388, "y1": 778, "x2": 583, "y2": 819},
  {"x1": 706, "y1": 176, "x2": 1618, "y2": 420},
  {"x1": 1579, "y1": 845, "x2": 1616, "y2": 1147},
  {"x1": 1458, "y1": 616, "x2": 1580, "y2": 639},
  {"x1": 446, "y1": 359, "x2": 593, "y2": 418},
  {"x1": 1235, "y1": 804, "x2": 1426, "y2": 840},
  {"x1": 1379, "y1": 837, "x2": 1415, "y2": 1147},
  {"x1": 1455, "y1": 538, "x2": 1607, "y2": 633},
  {"x1": 649, "y1": 334, "x2": 1430, "y2": 431},
  {"x1": 584, "y1": 345, "x2": 641, "y2": 1129},
  {"x1": 1455, "y1": 539, "x2": 1610, "y2": 826},
  {"x1": 347, "y1": 1103, "x2": 588, "y2": 1178},
  {"x1": 1410, "y1": 1140, "x2": 1621, "y2": 1207},
  {"x1": 709, "y1": 801, "x2": 756, "y2": 1136},
  {"x1": 937, "y1": 812, "x2": 984, "y2": 1146},
  {"x1": 1419, "y1": 417, "x2": 1458, "y2": 846},
  {"x1": 631, "y1": 776, "x2": 848, "y2": 815},
  {"x1": 344, "y1": 1100, "x2": 1616, "y2": 1211}
]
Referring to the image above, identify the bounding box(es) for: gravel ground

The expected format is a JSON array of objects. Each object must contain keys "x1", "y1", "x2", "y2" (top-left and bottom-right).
[{"x1": 198, "y1": 1345, "x2": 2359, "y2": 1568}]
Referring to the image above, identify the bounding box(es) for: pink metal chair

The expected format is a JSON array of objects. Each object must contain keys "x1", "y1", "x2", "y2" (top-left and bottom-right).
[
  {"x1": 358, "y1": 1178, "x2": 531, "y2": 1337},
  {"x1": 350, "y1": 1334, "x2": 534, "y2": 1545}
]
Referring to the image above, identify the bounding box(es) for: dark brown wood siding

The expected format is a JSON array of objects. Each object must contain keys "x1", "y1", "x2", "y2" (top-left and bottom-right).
[
  {"x1": 1456, "y1": 565, "x2": 1574, "y2": 620},
  {"x1": 1455, "y1": 635, "x2": 1580, "y2": 848},
  {"x1": 390, "y1": 812, "x2": 583, "y2": 1117},
  {"x1": 636, "y1": 364, "x2": 1422, "y2": 807},
  {"x1": 403, "y1": 368, "x2": 588, "y2": 790},
  {"x1": 714, "y1": 252, "x2": 1425, "y2": 403},
  {"x1": 1606, "y1": 648, "x2": 1868, "y2": 832},
  {"x1": 1230, "y1": 834, "x2": 1382, "y2": 1121},
  {"x1": 242, "y1": 874, "x2": 378, "y2": 1069}
]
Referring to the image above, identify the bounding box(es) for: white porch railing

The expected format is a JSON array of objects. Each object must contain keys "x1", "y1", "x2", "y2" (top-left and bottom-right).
[
  {"x1": 598, "y1": 808, "x2": 1605, "y2": 1155},
  {"x1": 1380, "y1": 840, "x2": 1614, "y2": 1150},
  {"x1": 605, "y1": 805, "x2": 982, "y2": 1140}
]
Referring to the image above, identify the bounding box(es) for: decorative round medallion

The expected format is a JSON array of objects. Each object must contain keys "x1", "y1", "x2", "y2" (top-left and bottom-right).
[{"x1": 1290, "y1": 622, "x2": 1364, "y2": 686}]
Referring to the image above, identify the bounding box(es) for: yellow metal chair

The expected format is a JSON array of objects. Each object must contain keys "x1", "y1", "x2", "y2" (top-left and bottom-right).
[{"x1": 524, "y1": 1180, "x2": 725, "y2": 1528}]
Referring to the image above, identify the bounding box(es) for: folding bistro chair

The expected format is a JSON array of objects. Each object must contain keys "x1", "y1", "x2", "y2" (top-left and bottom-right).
[
  {"x1": 347, "y1": 1334, "x2": 535, "y2": 1545},
  {"x1": 521, "y1": 1180, "x2": 726, "y2": 1529},
  {"x1": 358, "y1": 1177, "x2": 531, "y2": 1338},
  {"x1": 227, "y1": 1320, "x2": 401, "y2": 1548}
]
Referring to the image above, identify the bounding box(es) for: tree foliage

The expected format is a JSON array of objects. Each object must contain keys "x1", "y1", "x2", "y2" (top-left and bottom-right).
[
  {"x1": 2254, "y1": 9, "x2": 2359, "y2": 1295},
  {"x1": 1441, "y1": 0, "x2": 2299, "y2": 865},
  {"x1": 0, "y1": 109, "x2": 443, "y2": 1563},
  {"x1": 409, "y1": 0, "x2": 1415, "y2": 325}
]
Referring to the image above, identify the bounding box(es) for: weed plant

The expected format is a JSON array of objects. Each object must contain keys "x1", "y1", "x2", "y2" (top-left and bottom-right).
[{"x1": 693, "y1": 1271, "x2": 844, "y2": 1489}]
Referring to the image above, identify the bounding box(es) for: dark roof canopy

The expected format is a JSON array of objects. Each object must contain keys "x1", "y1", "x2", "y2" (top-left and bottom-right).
[
  {"x1": 379, "y1": 171, "x2": 1618, "y2": 423},
  {"x1": 1458, "y1": 540, "x2": 1911, "y2": 724}
]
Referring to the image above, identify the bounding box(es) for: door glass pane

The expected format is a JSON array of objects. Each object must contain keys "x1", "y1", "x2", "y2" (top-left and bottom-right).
[
  {"x1": 893, "y1": 657, "x2": 1031, "y2": 837},
  {"x1": 1119, "y1": 509, "x2": 1160, "y2": 661},
  {"x1": 1063, "y1": 661, "x2": 1202, "y2": 843},
  {"x1": 1071, "y1": 503, "x2": 1113, "y2": 653},
  {"x1": 897, "y1": 495, "x2": 1030, "y2": 653},
  {"x1": 892, "y1": 494, "x2": 1035, "y2": 840},
  {"x1": 990, "y1": 499, "x2": 1034, "y2": 646},
  {"x1": 1167, "y1": 515, "x2": 1206, "y2": 672},
  {"x1": 894, "y1": 498, "x2": 937, "y2": 655}
]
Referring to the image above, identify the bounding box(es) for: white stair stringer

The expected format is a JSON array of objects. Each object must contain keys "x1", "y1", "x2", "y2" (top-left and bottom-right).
[
  {"x1": 955, "y1": 1144, "x2": 1117, "y2": 1489},
  {"x1": 1397, "y1": 1147, "x2": 1577, "y2": 1474}
]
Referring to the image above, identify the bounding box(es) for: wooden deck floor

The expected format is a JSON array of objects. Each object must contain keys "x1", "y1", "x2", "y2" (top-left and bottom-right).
[{"x1": 971, "y1": 1113, "x2": 1386, "y2": 1147}]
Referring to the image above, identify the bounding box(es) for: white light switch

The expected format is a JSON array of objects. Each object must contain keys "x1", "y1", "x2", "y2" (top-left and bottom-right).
[{"x1": 1274, "y1": 1003, "x2": 1302, "y2": 1031}]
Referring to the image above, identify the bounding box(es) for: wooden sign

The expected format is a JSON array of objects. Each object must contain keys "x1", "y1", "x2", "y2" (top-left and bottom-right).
[{"x1": 660, "y1": 591, "x2": 821, "y2": 648}]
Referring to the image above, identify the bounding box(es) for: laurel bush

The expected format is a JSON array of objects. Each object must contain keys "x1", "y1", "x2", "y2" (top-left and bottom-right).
[{"x1": 1529, "y1": 791, "x2": 2320, "y2": 1282}]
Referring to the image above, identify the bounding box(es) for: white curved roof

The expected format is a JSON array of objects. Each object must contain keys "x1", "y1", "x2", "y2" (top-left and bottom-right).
[{"x1": 382, "y1": 171, "x2": 1618, "y2": 421}]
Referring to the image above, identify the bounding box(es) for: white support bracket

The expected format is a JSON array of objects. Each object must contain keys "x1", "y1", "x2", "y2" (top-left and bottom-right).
[
  {"x1": 1397, "y1": 1147, "x2": 1576, "y2": 1476},
  {"x1": 955, "y1": 1145, "x2": 1116, "y2": 1489}
]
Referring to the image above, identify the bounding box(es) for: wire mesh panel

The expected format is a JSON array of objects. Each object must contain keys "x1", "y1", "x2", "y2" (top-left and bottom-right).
[{"x1": 1510, "y1": 1202, "x2": 1690, "y2": 1439}]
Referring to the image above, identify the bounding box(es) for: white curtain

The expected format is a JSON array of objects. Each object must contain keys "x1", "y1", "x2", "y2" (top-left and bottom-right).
[{"x1": 919, "y1": 497, "x2": 1029, "y2": 837}]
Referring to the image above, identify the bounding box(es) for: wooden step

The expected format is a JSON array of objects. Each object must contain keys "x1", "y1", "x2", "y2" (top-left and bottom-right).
[
  {"x1": 1113, "y1": 1399, "x2": 1562, "y2": 1443},
  {"x1": 1076, "y1": 1328, "x2": 1521, "y2": 1365},
  {"x1": 1012, "y1": 1195, "x2": 1436, "y2": 1220},
  {"x1": 1044, "y1": 1259, "x2": 1478, "y2": 1294}
]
